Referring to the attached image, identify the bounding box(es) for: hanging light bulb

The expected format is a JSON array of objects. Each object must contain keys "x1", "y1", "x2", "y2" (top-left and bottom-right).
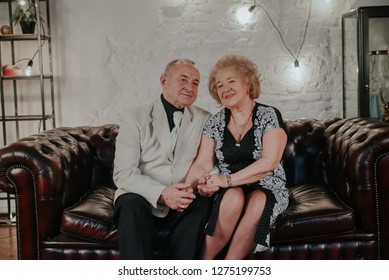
[
  {"x1": 236, "y1": 6, "x2": 254, "y2": 25},
  {"x1": 25, "y1": 60, "x2": 33, "y2": 76},
  {"x1": 18, "y1": 0, "x2": 26, "y2": 6}
]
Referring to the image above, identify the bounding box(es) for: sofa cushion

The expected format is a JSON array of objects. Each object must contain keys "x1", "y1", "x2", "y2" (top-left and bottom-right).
[
  {"x1": 61, "y1": 183, "x2": 355, "y2": 247},
  {"x1": 60, "y1": 185, "x2": 172, "y2": 250},
  {"x1": 271, "y1": 184, "x2": 355, "y2": 243},
  {"x1": 60, "y1": 185, "x2": 118, "y2": 244}
]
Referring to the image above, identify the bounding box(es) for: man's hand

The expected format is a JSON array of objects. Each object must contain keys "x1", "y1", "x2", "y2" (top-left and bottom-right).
[{"x1": 160, "y1": 183, "x2": 196, "y2": 212}]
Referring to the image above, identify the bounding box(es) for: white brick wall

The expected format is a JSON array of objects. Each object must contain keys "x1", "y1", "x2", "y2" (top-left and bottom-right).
[{"x1": 82, "y1": 0, "x2": 344, "y2": 124}]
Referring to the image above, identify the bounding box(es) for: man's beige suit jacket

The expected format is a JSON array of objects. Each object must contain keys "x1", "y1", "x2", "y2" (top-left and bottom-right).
[{"x1": 113, "y1": 97, "x2": 210, "y2": 217}]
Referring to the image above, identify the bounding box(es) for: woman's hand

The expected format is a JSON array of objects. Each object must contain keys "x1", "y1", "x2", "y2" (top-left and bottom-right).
[
  {"x1": 205, "y1": 174, "x2": 230, "y2": 188},
  {"x1": 197, "y1": 174, "x2": 220, "y2": 197}
]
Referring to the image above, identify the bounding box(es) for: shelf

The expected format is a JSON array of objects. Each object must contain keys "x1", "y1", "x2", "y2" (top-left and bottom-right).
[
  {"x1": 1, "y1": 0, "x2": 55, "y2": 138},
  {"x1": 1, "y1": 114, "x2": 54, "y2": 122},
  {"x1": 0, "y1": 0, "x2": 47, "y2": 2},
  {"x1": 369, "y1": 50, "x2": 389, "y2": 55},
  {"x1": 1, "y1": 74, "x2": 53, "y2": 80},
  {"x1": 0, "y1": 34, "x2": 51, "y2": 41}
]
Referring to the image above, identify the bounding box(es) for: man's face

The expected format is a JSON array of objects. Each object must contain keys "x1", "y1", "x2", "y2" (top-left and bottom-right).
[{"x1": 160, "y1": 63, "x2": 200, "y2": 109}]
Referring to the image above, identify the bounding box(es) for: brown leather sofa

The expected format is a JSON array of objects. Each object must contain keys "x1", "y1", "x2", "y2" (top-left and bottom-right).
[{"x1": 1, "y1": 117, "x2": 389, "y2": 260}]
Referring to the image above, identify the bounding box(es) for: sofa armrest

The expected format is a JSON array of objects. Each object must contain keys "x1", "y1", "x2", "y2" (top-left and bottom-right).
[
  {"x1": 0, "y1": 124, "x2": 118, "y2": 259},
  {"x1": 325, "y1": 118, "x2": 389, "y2": 259}
]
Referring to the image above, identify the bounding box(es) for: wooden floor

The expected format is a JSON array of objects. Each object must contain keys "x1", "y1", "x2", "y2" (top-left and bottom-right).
[{"x1": 0, "y1": 215, "x2": 17, "y2": 260}]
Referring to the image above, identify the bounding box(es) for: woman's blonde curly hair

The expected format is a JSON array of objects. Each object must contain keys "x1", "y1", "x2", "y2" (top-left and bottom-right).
[{"x1": 208, "y1": 55, "x2": 261, "y2": 105}]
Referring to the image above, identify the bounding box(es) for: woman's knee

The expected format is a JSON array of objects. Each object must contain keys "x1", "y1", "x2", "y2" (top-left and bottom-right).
[
  {"x1": 220, "y1": 188, "x2": 245, "y2": 216},
  {"x1": 244, "y1": 190, "x2": 267, "y2": 219}
]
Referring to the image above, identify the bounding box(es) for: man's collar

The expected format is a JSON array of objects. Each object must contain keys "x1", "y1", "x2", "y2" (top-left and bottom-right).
[
  {"x1": 160, "y1": 94, "x2": 184, "y2": 113},
  {"x1": 161, "y1": 94, "x2": 184, "y2": 130}
]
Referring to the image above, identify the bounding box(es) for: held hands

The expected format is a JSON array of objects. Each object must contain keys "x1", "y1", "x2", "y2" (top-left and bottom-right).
[
  {"x1": 161, "y1": 183, "x2": 196, "y2": 212},
  {"x1": 197, "y1": 173, "x2": 232, "y2": 197}
]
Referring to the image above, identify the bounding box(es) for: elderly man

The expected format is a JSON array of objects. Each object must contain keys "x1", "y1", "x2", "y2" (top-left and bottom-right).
[{"x1": 113, "y1": 59, "x2": 211, "y2": 259}]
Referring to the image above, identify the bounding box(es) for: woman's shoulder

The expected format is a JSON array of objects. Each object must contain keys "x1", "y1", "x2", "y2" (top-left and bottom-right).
[
  {"x1": 256, "y1": 102, "x2": 280, "y2": 112},
  {"x1": 203, "y1": 107, "x2": 226, "y2": 135},
  {"x1": 255, "y1": 102, "x2": 282, "y2": 117},
  {"x1": 208, "y1": 107, "x2": 226, "y2": 122},
  {"x1": 255, "y1": 102, "x2": 285, "y2": 129}
]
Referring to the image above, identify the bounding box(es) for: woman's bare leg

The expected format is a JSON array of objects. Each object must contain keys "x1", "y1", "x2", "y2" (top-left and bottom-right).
[
  {"x1": 203, "y1": 188, "x2": 245, "y2": 259},
  {"x1": 225, "y1": 190, "x2": 266, "y2": 260}
]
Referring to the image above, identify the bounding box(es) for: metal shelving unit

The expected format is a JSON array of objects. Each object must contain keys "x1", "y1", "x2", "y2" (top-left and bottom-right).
[{"x1": 0, "y1": 0, "x2": 55, "y2": 223}]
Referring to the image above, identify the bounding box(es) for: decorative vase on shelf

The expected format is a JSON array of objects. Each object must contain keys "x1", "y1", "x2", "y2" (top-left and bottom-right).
[{"x1": 20, "y1": 21, "x2": 36, "y2": 34}]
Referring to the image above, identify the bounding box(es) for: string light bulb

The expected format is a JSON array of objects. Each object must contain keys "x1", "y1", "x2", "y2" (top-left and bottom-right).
[{"x1": 25, "y1": 60, "x2": 33, "y2": 76}]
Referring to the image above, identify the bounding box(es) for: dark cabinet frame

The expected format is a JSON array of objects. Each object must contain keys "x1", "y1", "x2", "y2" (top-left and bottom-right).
[{"x1": 342, "y1": 6, "x2": 389, "y2": 119}]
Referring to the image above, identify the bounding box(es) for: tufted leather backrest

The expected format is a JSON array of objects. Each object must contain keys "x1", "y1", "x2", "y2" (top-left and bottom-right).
[
  {"x1": 325, "y1": 118, "x2": 389, "y2": 232},
  {"x1": 86, "y1": 125, "x2": 118, "y2": 189},
  {"x1": 282, "y1": 118, "x2": 340, "y2": 188},
  {"x1": 8, "y1": 125, "x2": 119, "y2": 209}
]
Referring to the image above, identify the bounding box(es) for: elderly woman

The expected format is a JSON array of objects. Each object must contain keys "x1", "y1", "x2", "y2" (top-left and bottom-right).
[{"x1": 186, "y1": 54, "x2": 289, "y2": 259}]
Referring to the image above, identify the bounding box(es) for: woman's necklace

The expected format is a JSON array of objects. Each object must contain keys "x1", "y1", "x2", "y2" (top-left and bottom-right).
[{"x1": 231, "y1": 107, "x2": 253, "y2": 147}]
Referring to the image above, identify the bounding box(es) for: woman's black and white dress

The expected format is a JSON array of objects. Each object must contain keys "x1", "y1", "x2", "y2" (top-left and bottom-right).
[{"x1": 202, "y1": 102, "x2": 289, "y2": 253}]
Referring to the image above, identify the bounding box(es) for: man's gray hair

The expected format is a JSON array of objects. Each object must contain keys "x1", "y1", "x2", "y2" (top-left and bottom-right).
[{"x1": 164, "y1": 59, "x2": 196, "y2": 74}]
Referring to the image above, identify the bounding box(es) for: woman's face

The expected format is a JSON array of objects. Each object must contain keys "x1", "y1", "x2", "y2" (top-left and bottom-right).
[{"x1": 215, "y1": 67, "x2": 250, "y2": 108}]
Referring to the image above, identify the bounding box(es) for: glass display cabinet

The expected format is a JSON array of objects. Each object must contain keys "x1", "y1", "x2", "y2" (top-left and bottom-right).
[{"x1": 342, "y1": 6, "x2": 389, "y2": 121}]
